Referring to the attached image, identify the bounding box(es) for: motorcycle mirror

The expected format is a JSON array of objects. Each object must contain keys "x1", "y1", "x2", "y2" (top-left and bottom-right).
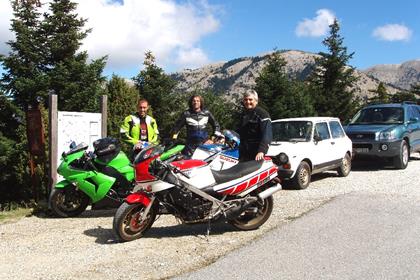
[{"x1": 69, "y1": 141, "x2": 77, "y2": 149}]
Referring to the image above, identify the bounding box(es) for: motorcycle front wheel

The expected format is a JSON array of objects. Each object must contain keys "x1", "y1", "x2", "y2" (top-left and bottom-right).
[
  {"x1": 229, "y1": 196, "x2": 273, "y2": 231},
  {"x1": 113, "y1": 202, "x2": 157, "y2": 242},
  {"x1": 49, "y1": 185, "x2": 90, "y2": 218}
]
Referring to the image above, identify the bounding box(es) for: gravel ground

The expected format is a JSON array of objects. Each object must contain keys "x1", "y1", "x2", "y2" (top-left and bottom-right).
[{"x1": 1, "y1": 155, "x2": 420, "y2": 280}]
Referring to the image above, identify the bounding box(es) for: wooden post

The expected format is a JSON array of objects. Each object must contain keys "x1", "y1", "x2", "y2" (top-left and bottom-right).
[
  {"x1": 48, "y1": 94, "x2": 58, "y2": 195},
  {"x1": 100, "y1": 95, "x2": 108, "y2": 138}
]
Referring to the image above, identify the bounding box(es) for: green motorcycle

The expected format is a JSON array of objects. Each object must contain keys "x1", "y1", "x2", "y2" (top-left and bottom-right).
[{"x1": 49, "y1": 137, "x2": 184, "y2": 217}]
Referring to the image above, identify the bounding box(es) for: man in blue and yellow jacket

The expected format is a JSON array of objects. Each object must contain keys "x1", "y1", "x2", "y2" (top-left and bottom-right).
[{"x1": 120, "y1": 99, "x2": 159, "y2": 149}]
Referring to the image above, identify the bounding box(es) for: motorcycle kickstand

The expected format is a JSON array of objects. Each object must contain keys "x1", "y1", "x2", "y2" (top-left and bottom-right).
[{"x1": 205, "y1": 220, "x2": 211, "y2": 241}]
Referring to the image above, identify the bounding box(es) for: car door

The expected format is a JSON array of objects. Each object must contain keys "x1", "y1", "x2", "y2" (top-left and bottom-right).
[
  {"x1": 328, "y1": 120, "x2": 349, "y2": 161},
  {"x1": 312, "y1": 121, "x2": 335, "y2": 170},
  {"x1": 407, "y1": 105, "x2": 420, "y2": 151}
]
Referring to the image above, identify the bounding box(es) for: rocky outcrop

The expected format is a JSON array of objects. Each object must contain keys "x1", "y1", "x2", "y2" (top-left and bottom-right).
[{"x1": 171, "y1": 50, "x2": 409, "y2": 100}]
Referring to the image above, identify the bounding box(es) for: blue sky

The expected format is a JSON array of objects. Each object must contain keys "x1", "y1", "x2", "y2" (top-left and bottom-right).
[{"x1": 0, "y1": 0, "x2": 419, "y2": 79}]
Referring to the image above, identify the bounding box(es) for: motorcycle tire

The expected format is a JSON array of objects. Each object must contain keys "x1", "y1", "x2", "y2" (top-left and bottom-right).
[
  {"x1": 49, "y1": 185, "x2": 90, "y2": 218},
  {"x1": 113, "y1": 202, "x2": 157, "y2": 242},
  {"x1": 229, "y1": 196, "x2": 273, "y2": 231}
]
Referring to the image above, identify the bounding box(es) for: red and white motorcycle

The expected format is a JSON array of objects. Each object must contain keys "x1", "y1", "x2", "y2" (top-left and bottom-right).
[{"x1": 113, "y1": 144, "x2": 287, "y2": 242}]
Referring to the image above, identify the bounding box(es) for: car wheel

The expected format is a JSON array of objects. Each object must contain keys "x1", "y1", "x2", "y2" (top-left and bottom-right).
[
  {"x1": 337, "y1": 153, "x2": 351, "y2": 177},
  {"x1": 393, "y1": 140, "x2": 409, "y2": 169},
  {"x1": 292, "y1": 161, "x2": 311, "y2": 189}
]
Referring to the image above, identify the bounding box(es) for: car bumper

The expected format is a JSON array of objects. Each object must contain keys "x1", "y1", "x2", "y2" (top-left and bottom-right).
[
  {"x1": 352, "y1": 139, "x2": 403, "y2": 158},
  {"x1": 277, "y1": 168, "x2": 294, "y2": 179}
]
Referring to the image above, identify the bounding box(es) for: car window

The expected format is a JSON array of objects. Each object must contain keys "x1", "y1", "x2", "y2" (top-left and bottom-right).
[
  {"x1": 408, "y1": 106, "x2": 420, "y2": 120},
  {"x1": 329, "y1": 121, "x2": 345, "y2": 138},
  {"x1": 350, "y1": 107, "x2": 404, "y2": 124},
  {"x1": 272, "y1": 121, "x2": 312, "y2": 142},
  {"x1": 314, "y1": 122, "x2": 330, "y2": 140}
]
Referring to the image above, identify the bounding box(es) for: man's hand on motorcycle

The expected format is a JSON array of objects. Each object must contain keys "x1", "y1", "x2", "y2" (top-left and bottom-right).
[
  {"x1": 255, "y1": 152, "x2": 265, "y2": 161},
  {"x1": 134, "y1": 141, "x2": 143, "y2": 150}
]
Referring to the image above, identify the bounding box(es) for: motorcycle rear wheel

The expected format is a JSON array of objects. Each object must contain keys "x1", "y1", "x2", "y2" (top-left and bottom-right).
[
  {"x1": 229, "y1": 196, "x2": 273, "y2": 230},
  {"x1": 113, "y1": 202, "x2": 157, "y2": 242},
  {"x1": 49, "y1": 185, "x2": 90, "y2": 218}
]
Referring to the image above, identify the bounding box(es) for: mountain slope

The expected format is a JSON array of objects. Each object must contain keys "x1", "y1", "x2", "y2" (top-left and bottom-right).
[
  {"x1": 363, "y1": 60, "x2": 420, "y2": 90},
  {"x1": 171, "y1": 50, "x2": 403, "y2": 100}
]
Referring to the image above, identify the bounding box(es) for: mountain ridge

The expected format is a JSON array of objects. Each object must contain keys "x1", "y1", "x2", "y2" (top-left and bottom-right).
[{"x1": 171, "y1": 50, "x2": 419, "y2": 100}]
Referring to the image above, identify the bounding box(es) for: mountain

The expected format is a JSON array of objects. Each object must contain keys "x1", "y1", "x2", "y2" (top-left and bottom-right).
[
  {"x1": 171, "y1": 50, "x2": 414, "y2": 100},
  {"x1": 362, "y1": 60, "x2": 420, "y2": 90}
]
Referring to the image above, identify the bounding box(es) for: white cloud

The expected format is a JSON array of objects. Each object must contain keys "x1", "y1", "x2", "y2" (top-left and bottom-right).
[
  {"x1": 175, "y1": 47, "x2": 209, "y2": 69},
  {"x1": 0, "y1": 1, "x2": 14, "y2": 55},
  {"x1": 295, "y1": 9, "x2": 336, "y2": 37},
  {"x1": 372, "y1": 24, "x2": 412, "y2": 42},
  {"x1": 0, "y1": 0, "x2": 221, "y2": 74}
]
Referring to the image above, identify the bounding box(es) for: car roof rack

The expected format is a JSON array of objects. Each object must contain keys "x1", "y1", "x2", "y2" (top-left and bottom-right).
[{"x1": 402, "y1": 101, "x2": 417, "y2": 105}]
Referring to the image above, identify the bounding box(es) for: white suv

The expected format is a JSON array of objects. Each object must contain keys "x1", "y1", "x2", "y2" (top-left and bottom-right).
[{"x1": 267, "y1": 117, "x2": 352, "y2": 189}]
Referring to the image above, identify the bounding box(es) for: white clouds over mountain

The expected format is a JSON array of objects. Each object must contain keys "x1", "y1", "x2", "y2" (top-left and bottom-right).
[
  {"x1": 295, "y1": 9, "x2": 335, "y2": 37},
  {"x1": 0, "y1": 0, "x2": 221, "y2": 72},
  {"x1": 372, "y1": 24, "x2": 412, "y2": 42},
  {"x1": 77, "y1": 0, "x2": 220, "y2": 71}
]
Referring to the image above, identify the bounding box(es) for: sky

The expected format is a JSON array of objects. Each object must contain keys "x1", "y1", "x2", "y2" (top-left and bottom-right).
[{"x1": 0, "y1": 0, "x2": 419, "y2": 79}]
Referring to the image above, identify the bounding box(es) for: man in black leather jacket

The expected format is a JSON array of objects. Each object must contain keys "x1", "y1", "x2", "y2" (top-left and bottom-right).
[
  {"x1": 238, "y1": 90, "x2": 272, "y2": 162},
  {"x1": 171, "y1": 95, "x2": 221, "y2": 157}
]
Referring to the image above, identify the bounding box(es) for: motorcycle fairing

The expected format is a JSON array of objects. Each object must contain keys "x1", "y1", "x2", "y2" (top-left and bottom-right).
[
  {"x1": 135, "y1": 155, "x2": 160, "y2": 182},
  {"x1": 170, "y1": 159, "x2": 207, "y2": 170},
  {"x1": 213, "y1": 162, "x2": 278, "y2": 196},
  {"x1": 125, "y1": 191, "x2": 151, "y2": 206},
  {"x1": 55, "y1": 180, "x2": 72, "y2": 189}
]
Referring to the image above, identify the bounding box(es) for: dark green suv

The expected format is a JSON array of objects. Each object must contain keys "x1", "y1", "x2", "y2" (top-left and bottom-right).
[{"x1": 344, "y1": 102, "x2": 420, "y2": 169}]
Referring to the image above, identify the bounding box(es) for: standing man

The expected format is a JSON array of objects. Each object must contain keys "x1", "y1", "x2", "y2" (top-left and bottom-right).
[
  {"x1": 120, "y1": 99, "x2": 159, "y2": 149},
  {"x1": 171, "y1": 94, "x2": 221, "y2": 157},
  {"x1": 238, "y1": 90, "x2": 272, "y2": 161}
]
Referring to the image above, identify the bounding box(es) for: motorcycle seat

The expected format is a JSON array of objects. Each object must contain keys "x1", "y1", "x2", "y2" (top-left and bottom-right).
[{"x1": 211, "y1": 160, "x2": 263, "y2": 184}]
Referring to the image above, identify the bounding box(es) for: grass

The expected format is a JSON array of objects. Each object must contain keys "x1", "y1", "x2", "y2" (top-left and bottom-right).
[
  {"x1": 0, "y1": 207, "x2": 34, "y2": 224},
  {"x1": 0, "y1": 200, "x2": 49, "y2": 224}
]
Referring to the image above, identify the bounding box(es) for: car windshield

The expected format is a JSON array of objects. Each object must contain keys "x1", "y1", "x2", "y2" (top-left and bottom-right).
[
  {"x1": 350, "y1": 107, "x2": 404, "y2": 125},
  {"x1": 272, "y1": 121, "x2": 312, "y2": 142}
]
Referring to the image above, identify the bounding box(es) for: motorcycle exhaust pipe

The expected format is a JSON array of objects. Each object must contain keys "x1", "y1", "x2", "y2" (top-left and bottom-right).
[{"x1": 258, "y1": 183, "x2": 282, "y2": 200}]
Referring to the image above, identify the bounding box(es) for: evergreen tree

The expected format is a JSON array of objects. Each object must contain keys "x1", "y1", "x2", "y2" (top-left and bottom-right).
[
  {"x1": 0, "y1": 93, "x2": 30, "y2": 203},
  {"x1": 0, "y1": 0, "x2": 48, "y2": 110},
  {"x1": 42, "y1": 0, "x2": 107, "y2": 112},
  {"x1": 255, "y1": 51, "x2": 315, "y2": 119},
  {"x1": 409, "y1": 83, "x2": 420, "y2": 103},
  {"x1": 390, "y1": 91, "x2": 416, "y2": 103},
  {"x1": 368, "y1": 82, "x2": 389, "y2": 104},
  {"x1": 133, "y1": 51, "x2": 178, "y2": 138},
  {"x1": 105, "y1": 75, "x2": 138, "y2": 139},
  {"x1": 308, "y1": 19, "x2": 359, "y2": 120}
]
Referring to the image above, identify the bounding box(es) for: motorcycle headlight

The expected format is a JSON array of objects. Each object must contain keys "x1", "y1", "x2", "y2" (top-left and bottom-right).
[{"x1": 378, "y1": 130, "x2": 397, "y2": 141}]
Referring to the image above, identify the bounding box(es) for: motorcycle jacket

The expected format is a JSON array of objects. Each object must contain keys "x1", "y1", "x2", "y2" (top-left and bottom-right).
[
  {"x1": 238, "y1": 106, "x2": 272, "y2": 161},
  {"x1": 172, "y1": 109, "x2": 221, "y2": 144},
  {"x1": 120, "y1": 113, "x2": 159, "y2": 145}
]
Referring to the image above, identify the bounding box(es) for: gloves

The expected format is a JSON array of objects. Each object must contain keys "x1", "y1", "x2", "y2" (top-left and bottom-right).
[{"x1": 134, "y1": 141, "x2": 143, "y2": 150}]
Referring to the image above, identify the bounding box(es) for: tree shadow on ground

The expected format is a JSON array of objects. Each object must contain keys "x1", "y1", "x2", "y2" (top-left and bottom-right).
[
  {"x1": 39, "y1": 208, "x2": 117, "y2": 219},
  {"x1": 83, "y1": 216, "x2": 237, "y2": 244}
]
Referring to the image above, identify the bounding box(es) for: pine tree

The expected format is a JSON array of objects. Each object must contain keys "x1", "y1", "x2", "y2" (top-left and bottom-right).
[
  {"x1": 42, "y1": 0, "x2": 107, "y2": 112},
  {"x1": 133, "y1": 51, "x2": 178, "y2": 138},
  {"x1": 0, "y1": 0, "x2": 48, "y2": 110},
  {"x1": 255, "y1": 51, "x2": 315, "y2": 119},
  {"x1": 368, "y1": 82, "x2": 389, "y2": 104},
  {"x1": 308, "y1": 19, "x2": 359, "y2": 120},
  {"x1": 409, "y1": 83, "x2": 420, "y2": 103},
  {"x1": 105, "y1": 75, "x2": 138, "y2": 139}
]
